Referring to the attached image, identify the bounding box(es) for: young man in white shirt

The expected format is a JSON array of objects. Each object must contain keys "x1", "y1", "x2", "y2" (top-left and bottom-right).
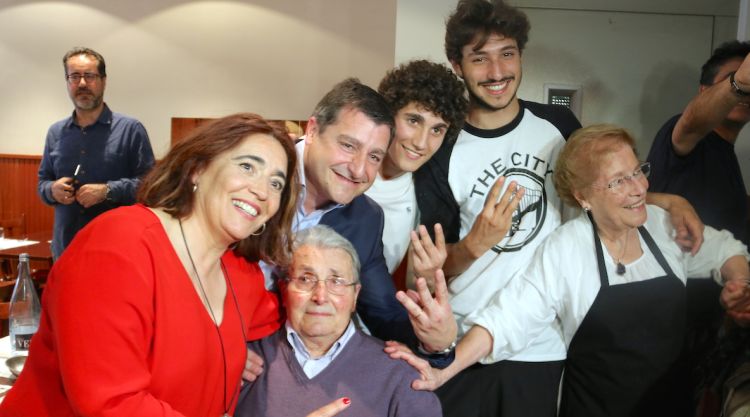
[{"x1": 365, "y1": 60, "x2": 468, "y2": 287}]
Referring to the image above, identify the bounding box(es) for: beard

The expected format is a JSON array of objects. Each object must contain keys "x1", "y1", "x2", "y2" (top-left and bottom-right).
[
  {"x1": 467, "y1": 79, "x2": 518, "y2": 112},
  {"x1": 71, "y1": 89, "x2": 103, "y2": 111}
]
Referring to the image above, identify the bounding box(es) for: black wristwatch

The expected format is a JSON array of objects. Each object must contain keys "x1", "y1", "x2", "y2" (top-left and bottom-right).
[
  {"x1": 418, "y1": 340, "x2": 457, "y2": 356},
  {"x1": 730, "y1": 72, "x2": 750, "y2": 97},
  {"x1": 417, "y1": 341, "x2": 457, "y2": 369}
]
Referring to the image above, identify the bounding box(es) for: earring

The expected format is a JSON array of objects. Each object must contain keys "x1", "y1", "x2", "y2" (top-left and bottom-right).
[
  {"x1": 251, "y1": 223, "x2": 266, "y2": 236},
  {"x1": 582, "y1": 206, "x2": 591, "y2": 212},
  {"x1": 192, "y1": 183, "x2": 198, "y2": 193}
]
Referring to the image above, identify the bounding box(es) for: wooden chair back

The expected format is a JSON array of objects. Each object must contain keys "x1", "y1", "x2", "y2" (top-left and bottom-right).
[
  {"x1": 0, "y1": 213, "x2": 26, "y2": 239},
  {"x1": 0, "y1": 302, "x2": 9, "y2": 337},
  {"x1": 0, "y1": 213, "x2": 27, "y2": 280}
]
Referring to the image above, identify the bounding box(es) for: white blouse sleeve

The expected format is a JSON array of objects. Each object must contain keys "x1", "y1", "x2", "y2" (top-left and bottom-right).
[
  {"x1": 650, "y1": 205, "x2": 749, "y2": 282},
  {"x1": 686, "y1": 226, "x2": 750, "y2": 283},
  {"x1": 463, "y1": 228, "x2": 573, "y2": 364}
]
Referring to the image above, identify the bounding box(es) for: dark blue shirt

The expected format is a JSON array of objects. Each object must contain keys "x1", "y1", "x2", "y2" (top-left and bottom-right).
[
  {"x1": 37, "y1": 104, "x2": 155, "y2": 259},
  {"x1": 647, "y1": 113, "x2": 748, "y2": 245}
]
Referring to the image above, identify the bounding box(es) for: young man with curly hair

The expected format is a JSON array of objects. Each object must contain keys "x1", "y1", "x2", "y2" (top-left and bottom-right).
[{"x1": 364, "y1": 60, "x2": 468, "y2": 283}]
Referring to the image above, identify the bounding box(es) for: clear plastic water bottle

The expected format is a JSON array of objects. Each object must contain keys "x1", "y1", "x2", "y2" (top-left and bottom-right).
[{"x1": 9, "y1": 254, "x2": 41, "y2": 354}]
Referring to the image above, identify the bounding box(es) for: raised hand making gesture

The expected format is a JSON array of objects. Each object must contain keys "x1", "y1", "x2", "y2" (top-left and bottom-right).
[
  {"x1": 396, "y1": 269, "x2": 457, "y2": 354},
  {"x1": 443, "y1": 177, "x2": 525, "y2": 278},
  {"x1": 409, "y1": 224, "x2": 447, "y2": 291}
]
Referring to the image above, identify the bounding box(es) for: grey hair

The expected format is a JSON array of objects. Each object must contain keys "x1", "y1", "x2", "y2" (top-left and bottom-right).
[{"x1": 293, "y1": 225, "x2": 361, "y2": 282}]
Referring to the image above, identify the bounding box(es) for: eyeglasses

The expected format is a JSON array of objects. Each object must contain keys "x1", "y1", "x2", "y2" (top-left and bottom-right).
[
  {"x1": 595, "y1": 162, "x2": 651, "y2": 193},
  {"x1": 285, "y1": 275, "x2": 358, "y2": 295},
  {"x1": 66, "y1": 73, "x2": 102, "y2": 84}
]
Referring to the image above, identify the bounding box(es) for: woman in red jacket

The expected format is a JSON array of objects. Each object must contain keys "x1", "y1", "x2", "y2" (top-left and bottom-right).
[{"x1": 1, "y1": 113, "x2": 299, "y2": 417}]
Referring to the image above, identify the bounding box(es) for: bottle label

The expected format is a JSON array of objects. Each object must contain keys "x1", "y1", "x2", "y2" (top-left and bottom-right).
[
  {"x1": 12, "y1": 333, "x2": 33, "y2": 351},
  {"x1": 11, "y1": 324, "x2": 37, "y2": 352}
]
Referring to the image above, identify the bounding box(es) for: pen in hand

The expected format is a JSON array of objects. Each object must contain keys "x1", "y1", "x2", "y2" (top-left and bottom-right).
[{"x1": 71, "y1": 164, "x2": 81, "y2": 194}]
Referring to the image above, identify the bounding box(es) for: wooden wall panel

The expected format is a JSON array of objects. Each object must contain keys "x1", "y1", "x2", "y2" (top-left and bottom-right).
[
  {"x1": 1, "y1": 116, "x2": 307, "y2": 238},
  {"x1": 171, "y1": 118, "x2": 211, "y2": 145},
  {"x1": 171, "y1": 117, "x2": 308, "y2": 146},
  {"x1": 0, "y1": 154, "x2": 53, "y2": 236}
]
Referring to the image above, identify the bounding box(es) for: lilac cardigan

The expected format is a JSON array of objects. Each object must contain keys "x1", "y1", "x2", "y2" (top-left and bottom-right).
[{"x1": 236, "y1": 328, "x2": 442, "y2": 417}]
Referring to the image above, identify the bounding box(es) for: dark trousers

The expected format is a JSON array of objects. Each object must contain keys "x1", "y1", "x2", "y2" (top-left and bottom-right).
[
  {"x1": 436, "y1": 360, "x2": 564, "y2": 417},
  {"x1": 662, "y1": 278, "x2": 724, "y2": 417}
]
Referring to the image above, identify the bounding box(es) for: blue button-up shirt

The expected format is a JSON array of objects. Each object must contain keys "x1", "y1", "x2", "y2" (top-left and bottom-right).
[{"x1": 37, "y1": 104, "x2": 155, "y2": 259}]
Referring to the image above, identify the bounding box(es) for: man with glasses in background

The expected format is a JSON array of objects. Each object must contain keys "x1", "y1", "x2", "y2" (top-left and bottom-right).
[
  {"x1": 237, "y1": 225, "x2": 441, "y2": 417},
  {"x1": 38, "y1": 47, "x2": 154, "y2": 259}
]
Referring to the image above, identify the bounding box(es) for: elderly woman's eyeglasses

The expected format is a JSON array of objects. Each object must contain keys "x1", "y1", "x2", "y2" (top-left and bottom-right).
[
  {"x1": 285, "y1": 274, "x2": 358, "y2": 295},
  {"x1": 66, "y1": 73, "x2": 102, "y2": 84},
  {"x1": 599, "y1": 162, "x2": 651, "y2": 192}
]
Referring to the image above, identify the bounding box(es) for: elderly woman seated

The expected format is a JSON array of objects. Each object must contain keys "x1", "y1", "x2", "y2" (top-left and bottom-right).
[
  {"x1": 389, "y1": 124, "x2": 750, "y2": 417},
  {"x1": 235, "y1": 225, "x2": 441, "y2": 417}
]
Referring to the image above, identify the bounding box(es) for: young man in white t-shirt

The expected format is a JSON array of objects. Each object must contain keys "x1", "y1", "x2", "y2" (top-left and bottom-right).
[{"x1": 364, "y1": 60, "x2": 468, "y2": 287}]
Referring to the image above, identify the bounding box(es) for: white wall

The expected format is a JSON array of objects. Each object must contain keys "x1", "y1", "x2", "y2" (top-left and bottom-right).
[
  {"x1": 512, "y1": 0, "x2": 736, "y2": 15},
  {"x1": 526, "y1": 9, "x2": 717, "y2": 144},
  {"x1": 0, "y1": 0, "x2": 396, "y2": 157}
]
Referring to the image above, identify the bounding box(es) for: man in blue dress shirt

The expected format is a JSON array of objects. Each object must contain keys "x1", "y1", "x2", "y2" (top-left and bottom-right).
[{"x1": 38, "y1": 47, "x2": 154, "y2": 259}]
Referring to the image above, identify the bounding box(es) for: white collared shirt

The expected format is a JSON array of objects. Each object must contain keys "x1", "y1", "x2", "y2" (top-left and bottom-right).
[
  {"x1": 364, "y1": 172, "x2": 417, "y2": 274},
  {"x1": 285, "y1": 320, "x2": 356, "y2": 378},
  {"x1": 293, "y1": 138, "x2": 343, "y2": 226}
]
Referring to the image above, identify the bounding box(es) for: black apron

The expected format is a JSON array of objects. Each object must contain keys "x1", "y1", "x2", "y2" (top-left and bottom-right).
[{"x1": 559, "y1": 216, "x2": 686, "y2": 417}]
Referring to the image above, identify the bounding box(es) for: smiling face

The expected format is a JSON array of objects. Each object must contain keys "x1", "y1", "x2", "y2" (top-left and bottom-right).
[
  {"x1": 452, "y1": 33, "x2": 521, "y2": 115},
  {"x1": 192, "y1": 133, "x2": 288, "y2": 245},
  {"x1": 381, "y1": 102, "x2": 449, "y2": 178},
  {"x1": 283, "y1": 244, "x2": 360, "y2": 354},
  {"x1": 65, "y1": 54, "x2": 105, "y2": 112},
  {"x1": 302, "y1": 107, "x2": 390, "y2": 211},
  {"x1": 577, "y1": 143, "x2": 648, "y2": 235}
]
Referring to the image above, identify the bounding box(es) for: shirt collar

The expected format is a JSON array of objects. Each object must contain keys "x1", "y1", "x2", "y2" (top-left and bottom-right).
[
  {"x1": 285, "y1": 320, "x2": 355, "y2": 361},
  {"x1": 65, "y1": 103, "x2": 113, "y2": 129}
]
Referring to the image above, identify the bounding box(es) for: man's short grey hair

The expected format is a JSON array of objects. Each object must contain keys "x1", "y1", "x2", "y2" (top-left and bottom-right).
[{"x1": 293, "y1": 225, "x2": 361, "y2": 282}]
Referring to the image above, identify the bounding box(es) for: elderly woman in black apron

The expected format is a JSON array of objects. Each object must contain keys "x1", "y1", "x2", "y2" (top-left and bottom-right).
[{"x1": 388, "y1": 124, "x2": 750, "y2": 417}]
